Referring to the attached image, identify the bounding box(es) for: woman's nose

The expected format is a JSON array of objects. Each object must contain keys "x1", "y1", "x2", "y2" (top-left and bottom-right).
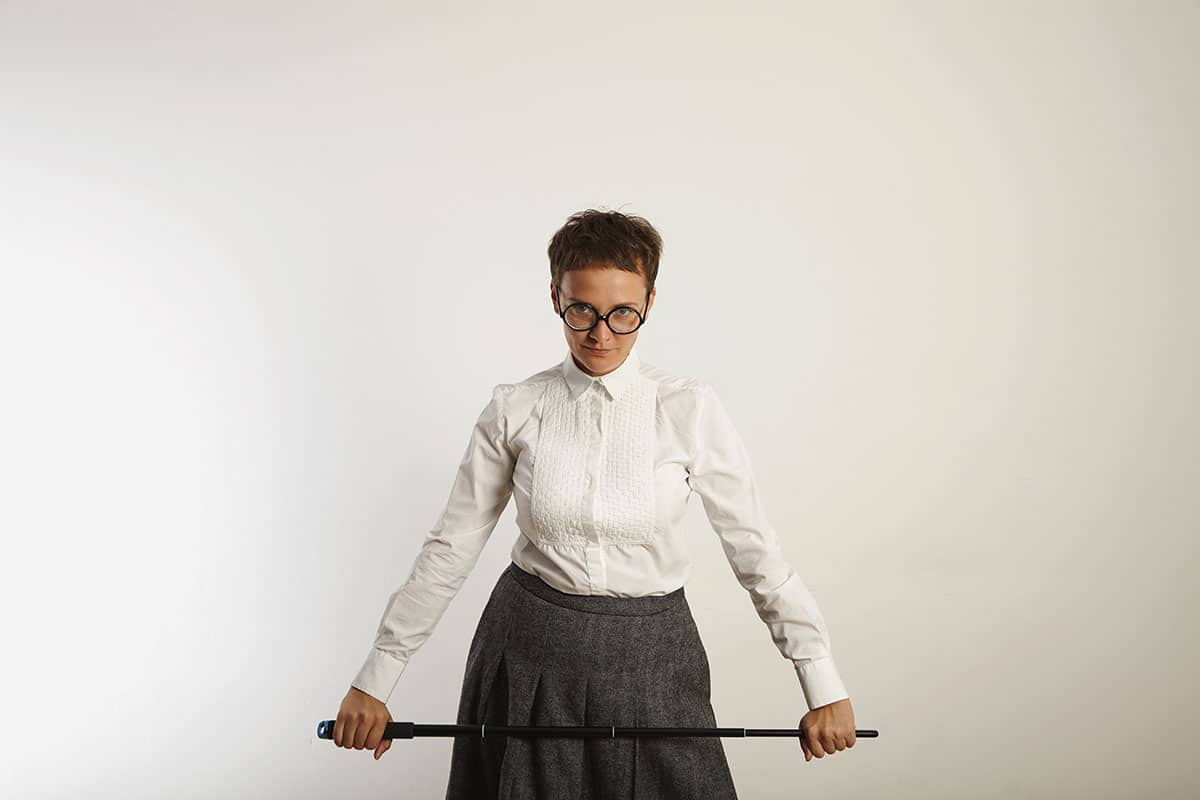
[{"x1": 588, "y1": 327, "x2": 614, "y2": 345}]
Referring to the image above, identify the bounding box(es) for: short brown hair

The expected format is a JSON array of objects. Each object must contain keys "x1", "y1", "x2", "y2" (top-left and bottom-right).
[{"x1": 547, "y1": 208, "x2": 662, "y2": 292}]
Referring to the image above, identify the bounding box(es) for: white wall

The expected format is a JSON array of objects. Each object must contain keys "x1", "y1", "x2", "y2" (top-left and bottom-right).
[{"x1": 1, "y1": 2, "x2": 1196, "y2": 798}]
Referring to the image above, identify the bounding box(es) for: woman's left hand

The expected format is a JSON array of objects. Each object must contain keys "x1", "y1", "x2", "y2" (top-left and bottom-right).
[{"x1": 798, "y1": 697, "x2": 856, "y2": 762}]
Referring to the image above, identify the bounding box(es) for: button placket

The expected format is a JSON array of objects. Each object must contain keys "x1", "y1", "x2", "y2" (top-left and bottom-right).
[
  {"x1": 584, "y1": 381, "x2": 607, "y2": 591},
  {"x1": 583, "y1": 383, "x2": 604, "y2": 544}
]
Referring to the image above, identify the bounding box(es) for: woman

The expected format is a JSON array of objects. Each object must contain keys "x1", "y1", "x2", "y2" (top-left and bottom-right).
[{"x1": 333, "y1": 209, "x2": 857, "y2": 798}]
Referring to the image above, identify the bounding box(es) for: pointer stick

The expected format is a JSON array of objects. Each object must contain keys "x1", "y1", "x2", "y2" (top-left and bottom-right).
[{"x1": 316, "y1": 720, "x2": 879, "y2": 740}]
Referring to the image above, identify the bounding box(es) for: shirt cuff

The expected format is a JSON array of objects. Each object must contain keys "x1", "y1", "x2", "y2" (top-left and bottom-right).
[
  {"x1": 794, "y1": 656, "x2": 849, "y2": 711},
  {"x1": 350, "y1": 647, "x2": 409, "y2": 705}
]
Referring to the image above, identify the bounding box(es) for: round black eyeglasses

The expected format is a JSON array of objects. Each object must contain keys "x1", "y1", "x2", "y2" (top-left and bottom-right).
[{"x1": 553, "y1": 284, "x2": 650, "y2": 334}]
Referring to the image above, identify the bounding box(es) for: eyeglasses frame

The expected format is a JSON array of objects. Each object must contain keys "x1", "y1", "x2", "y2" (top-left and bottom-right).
[{"x1": 552, "y1": 284, "x2": 651, "y2": 335}]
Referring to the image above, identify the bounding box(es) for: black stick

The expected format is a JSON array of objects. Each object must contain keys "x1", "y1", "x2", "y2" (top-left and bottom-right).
[{"x1": 316, "y1": 720, "x2": 879, "y2": 740}]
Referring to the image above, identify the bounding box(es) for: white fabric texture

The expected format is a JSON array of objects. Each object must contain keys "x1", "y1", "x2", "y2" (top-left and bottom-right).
[{"x1": 351, "y1": 345, "x2": 850, "y2": 712}]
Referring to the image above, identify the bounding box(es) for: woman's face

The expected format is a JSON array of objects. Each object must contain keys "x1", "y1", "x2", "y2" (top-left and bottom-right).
[{"x1": 551, "y1": 267, "x2": 656, "y2": 377}]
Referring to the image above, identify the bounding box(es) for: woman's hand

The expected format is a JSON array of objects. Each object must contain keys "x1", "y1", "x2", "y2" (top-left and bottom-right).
[
  {"x1": 334, "y1": 686, "x2": 394, "y2": 760},
  {"x1": 798, "y1": 697, "x2": 855, "y2": 762}
]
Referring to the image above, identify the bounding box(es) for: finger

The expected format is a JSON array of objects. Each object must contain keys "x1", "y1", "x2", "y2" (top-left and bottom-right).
[
  {"x1": 373, "y1": 715, "x2": 392, "y2": 752},
  {"x1": 822, "y1": 732, "x2": 837, "y2": 755},
  {"x1": 333, "y1": 716, "x2": 344, "y2": 747},
  {"x1": 374, "y1": 738, "x2": 391, "y2": 760},
  {"x1": 365, "y1": 717, "x2": 384, "y2": 751},
  {"x1": 800, "y1": 733, "x2": 812, "y2": 762},
  {"x1": 353, "y1": 718, "x2": 370, "y2": 749},
  {"x1": 343, "y1": 718, "x2": 359, "y2": 749},
  {"x1": 808, "y1": 730, "x2": 827, "y2": 758}
]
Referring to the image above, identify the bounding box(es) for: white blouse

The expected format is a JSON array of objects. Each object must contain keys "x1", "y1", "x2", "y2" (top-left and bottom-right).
[{"x1": 352, "y1": 345, "x2": 850, "y2": 712}]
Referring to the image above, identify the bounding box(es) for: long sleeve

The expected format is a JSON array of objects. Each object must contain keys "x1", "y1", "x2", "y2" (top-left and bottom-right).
[
  {"x1": 351, "y1": 383, "x2": 517, "y2": 705},
  {"x1": 685, "y1": 382, "x2": 850, "y2": 711}
]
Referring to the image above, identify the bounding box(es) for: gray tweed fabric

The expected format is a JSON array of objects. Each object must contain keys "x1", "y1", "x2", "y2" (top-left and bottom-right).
[{"x1": 444, "y1": 561, "x2": 739, "y2": 799}]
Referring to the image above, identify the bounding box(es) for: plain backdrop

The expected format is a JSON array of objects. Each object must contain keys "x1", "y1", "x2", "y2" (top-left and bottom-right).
[{"x1": 1, "y1": 2, "x2": 1197, "y2": 798}]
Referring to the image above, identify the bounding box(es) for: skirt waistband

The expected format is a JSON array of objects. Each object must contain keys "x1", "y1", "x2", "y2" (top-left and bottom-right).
[{"x1": 504, "y1": 561, "x2": 685, "y2": 616}]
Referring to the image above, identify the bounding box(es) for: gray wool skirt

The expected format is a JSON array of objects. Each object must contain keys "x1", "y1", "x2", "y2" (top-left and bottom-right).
[{"x1": 444, "y1": 561, "x2": 739, "y2": 800}]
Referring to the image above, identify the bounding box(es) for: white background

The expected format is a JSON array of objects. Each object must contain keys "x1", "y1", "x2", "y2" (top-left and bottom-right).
[{"x1": 1, "y1": 2, "x2": 1197, "y2": 797}]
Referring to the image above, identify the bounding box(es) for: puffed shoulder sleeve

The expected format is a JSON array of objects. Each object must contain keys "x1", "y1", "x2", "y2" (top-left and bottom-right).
[
  {"x1": 685, "y1": 382, "x2": 849, "y2": 711},
  {"x1": 351, "y1": 383, "x2": 517, "y2": 705}
]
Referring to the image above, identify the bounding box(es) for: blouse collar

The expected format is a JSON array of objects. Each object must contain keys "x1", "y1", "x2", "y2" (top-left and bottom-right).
[{"x1": 561, "y1": 345, "x2": 641, "y2": 402}]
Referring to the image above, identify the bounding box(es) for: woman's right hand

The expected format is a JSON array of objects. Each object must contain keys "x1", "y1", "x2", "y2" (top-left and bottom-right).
[{"x1": 334, "y1": 686, "x2": 394, "y2": 760}]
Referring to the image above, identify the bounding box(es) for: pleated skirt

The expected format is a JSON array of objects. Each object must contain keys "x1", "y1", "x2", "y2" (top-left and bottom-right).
[{"x1": 444, "y1": 561, "x2": 739, "y2": 800}]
